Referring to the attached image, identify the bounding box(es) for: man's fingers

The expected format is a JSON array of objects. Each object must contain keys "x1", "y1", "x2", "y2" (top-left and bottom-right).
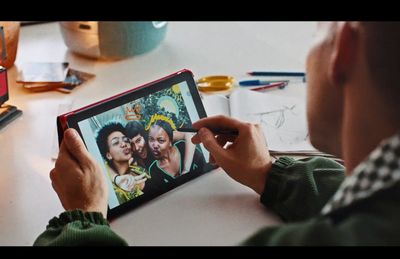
[
  {"x1": 192, "y1": 115, "x2": 243, "y2": 131},
  {"x1": 56, "y1": 135, "x2": 83, "y2": 173},
  {"x1": 50, "y1": 168, "x2": 61, "y2": 194},
  {"x1": 57, "y1": 139, "x2": 68, "y2": 157},
  {"x1": 209, "y1": 154, "x2": 216, "y2": 164},
  {"x1": 192, "y1": 130, "x2": 236, "y2": 145},
  {"x1": 191, "y1": 133, "x2": 201, "y2": 144},
  {"x1": 51, "y1": 179, "x2": 61, "y2": 195},
  {"x1": 216, "y1": 135, "x2": 235, "y2": 148},
  {"x1": 63, "y1": 128, "x2": 92, "y2": 167},
  {"x1": 49, "y1": 168, "x2": 57, "y2": 182},
  {"x1": 197, "y1": 127, "x2": 226, "y2": 161},
  {"x1": 192, "y1": 115, "x2": 242, "y2": 145}
]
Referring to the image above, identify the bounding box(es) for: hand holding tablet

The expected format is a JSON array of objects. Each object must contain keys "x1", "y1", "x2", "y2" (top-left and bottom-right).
[{"x1": 56, "y1": 69, "x2": 213, "y2": 218}]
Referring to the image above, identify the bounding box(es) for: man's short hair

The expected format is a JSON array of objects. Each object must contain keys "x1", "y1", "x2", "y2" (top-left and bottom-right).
[
  {"x1": 96, "y1": 122, "x2": 126, "y2": 161},
  {"x1": 125, "y1": 120, "x2": 147, "y2": 141},
  {"x1": 361, "y1": 22, "x2": 400, "y2": 106}
]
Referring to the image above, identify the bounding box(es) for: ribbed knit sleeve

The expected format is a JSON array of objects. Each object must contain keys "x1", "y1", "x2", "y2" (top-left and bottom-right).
[
  {"x1": 33, "y1": 210, "x2": 128, "y2": 246},
  {"x1": 260, "y1": 156, "x2": 345, "y2": 222}
]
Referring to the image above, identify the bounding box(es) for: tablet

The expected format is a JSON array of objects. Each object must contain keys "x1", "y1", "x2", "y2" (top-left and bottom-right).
[{"x1": 57, "y1": 69, "x2": 212, "y2": 219}]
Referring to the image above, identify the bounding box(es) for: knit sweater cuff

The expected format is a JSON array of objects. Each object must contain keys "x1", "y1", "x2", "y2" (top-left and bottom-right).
[
  {"x1": 47, "y1": 210, "x2": 109, "y2": 229},
  {"x1": 260, "y1": 157, "x2": 297, "y2": 207}
]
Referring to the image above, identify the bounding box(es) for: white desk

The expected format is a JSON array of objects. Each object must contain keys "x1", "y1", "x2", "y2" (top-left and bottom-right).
[{"x1": 0, "y1": 22, "x2": 316, "y2": 245}]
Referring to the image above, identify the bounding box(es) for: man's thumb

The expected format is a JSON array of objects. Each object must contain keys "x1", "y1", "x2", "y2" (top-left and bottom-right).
[{"x1": 64, "y1": 128, "x2": 90, "y2": 164}]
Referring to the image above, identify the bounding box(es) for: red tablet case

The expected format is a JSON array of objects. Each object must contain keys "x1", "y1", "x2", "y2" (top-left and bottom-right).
[{"x1": 56, "y1": 69, "x2": 194, "y2": 146}]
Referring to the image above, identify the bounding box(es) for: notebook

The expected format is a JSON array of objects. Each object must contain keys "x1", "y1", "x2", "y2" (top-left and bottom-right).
[{"x1": 202, "y1": 87, "x2": 325, "y2": 156}]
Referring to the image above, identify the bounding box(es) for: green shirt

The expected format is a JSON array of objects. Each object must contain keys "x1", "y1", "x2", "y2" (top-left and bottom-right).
[
  {"x1": 33, "y1": 156, "x2": 345, "y2": 246},
  {"x1": 244, "y1": 131, "x2": 400, "y2": 245},
  {"x1": 33, "y1": 210, "x2": 127, "y2": 246},
  {"x1": 33, "y1": 132, "x2": 400, "y2": 245}
]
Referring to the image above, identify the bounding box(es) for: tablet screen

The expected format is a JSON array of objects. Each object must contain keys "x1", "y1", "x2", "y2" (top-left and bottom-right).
[{"x1": 65, "y1": 70, "x2": 211, "y2": 218}]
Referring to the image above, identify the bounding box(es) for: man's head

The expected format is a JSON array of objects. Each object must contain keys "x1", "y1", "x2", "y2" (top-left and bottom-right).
[
  {"x1": 305, "y1": 22, "x2": 400, "y2": 166},
  {"x1": 125, "y1": 121, "x2": 148, "y2": 159},
  {"x1": 96, "y1": 122, "x2": 132, "y2": 163},
  {"x1": 361, "y1": 22, "x2": 400, "y2": 106}
]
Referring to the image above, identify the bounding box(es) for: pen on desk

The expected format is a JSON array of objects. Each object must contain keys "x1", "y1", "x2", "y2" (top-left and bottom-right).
[
  {"x1": 249, "y1": 81, "x2": 288, "y2": 91},
  {"x1": 239, "y1": 80, "x2": 289, "y2": 87},
  {"x1": 177, "y1": 127, "x2": 239, "y2": 136},
  {"x1": 247, "y1": 71, "x2": 306, "y2": 77}
]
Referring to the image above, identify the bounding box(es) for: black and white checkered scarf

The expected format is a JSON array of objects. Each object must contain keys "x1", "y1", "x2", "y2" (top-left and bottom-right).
[{"x1": 321, "y1": 132, "x2": 400, "y2": 215}]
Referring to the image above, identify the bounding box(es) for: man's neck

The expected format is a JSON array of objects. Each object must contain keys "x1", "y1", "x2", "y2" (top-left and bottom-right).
[{"x1": 342, "y1": 79, "x2": 400, "y2": 173}]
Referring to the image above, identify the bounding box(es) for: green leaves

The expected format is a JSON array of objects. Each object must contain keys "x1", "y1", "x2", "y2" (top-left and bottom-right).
[{"x1": 136, "y1": 86, "x2": 192, "y2": 129}]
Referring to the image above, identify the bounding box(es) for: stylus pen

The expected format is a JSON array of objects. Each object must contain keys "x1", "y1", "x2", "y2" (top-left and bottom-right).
[{"x1": 177, "y1": 127, "x2": 239, "y2": 136}]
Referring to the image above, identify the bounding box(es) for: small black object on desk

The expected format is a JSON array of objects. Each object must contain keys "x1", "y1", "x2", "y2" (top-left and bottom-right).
[
  {"x1": 0, "y1": 104, "x2": 22, "y2": 130},
  {"x1": 0, "y1": 66, "x2": 22, "y2": 130}
]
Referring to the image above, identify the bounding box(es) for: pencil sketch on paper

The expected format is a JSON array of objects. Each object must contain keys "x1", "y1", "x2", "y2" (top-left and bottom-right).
[
  {"x1": 254, "y1": 104, "x2": 297, "y2": 128},
  {"x1": 229, "y1": 88, "x2": 314, "y2": 151},
  {"x1": 249, "y1": 103, "x2": 309, "y2": 149}
]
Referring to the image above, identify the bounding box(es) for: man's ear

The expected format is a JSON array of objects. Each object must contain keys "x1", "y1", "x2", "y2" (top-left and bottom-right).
[{"x1": 328, "y1": 22, "x2": 359, "y2": 86}]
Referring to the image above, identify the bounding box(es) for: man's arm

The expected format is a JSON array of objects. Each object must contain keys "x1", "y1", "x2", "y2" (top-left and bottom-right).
[
  {"x1": 34, "y1": 210, "x2": 128, "y2": 246},
  {"x1": 192, "y1": 115, "x2": 345, "y2": 222},
  {"x1": 261, "y1": 156, "x2": 345, "y2": 222},
  {"x1": 192, "y1": 115, "x2": 271, "y2": 195},
  {"x1": 35, "y1": 128, "x2": 127, "y2": 246}
]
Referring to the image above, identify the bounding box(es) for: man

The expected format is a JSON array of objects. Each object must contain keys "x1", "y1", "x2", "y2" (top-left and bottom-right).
[{"x1": 34, "y1": 22, "x2": 400, "y2": 245}]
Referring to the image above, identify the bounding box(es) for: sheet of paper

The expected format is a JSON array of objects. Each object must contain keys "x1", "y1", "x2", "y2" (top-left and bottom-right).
[
  {"x1": 17, "y1": 62, "x2": 69, "y2": 83},
  {"x1": 229, "y1": 88, "x2": 315, "y2": 152},
  {"x1": 201, "y1": 94, "x2": 230, "y2": 117}
]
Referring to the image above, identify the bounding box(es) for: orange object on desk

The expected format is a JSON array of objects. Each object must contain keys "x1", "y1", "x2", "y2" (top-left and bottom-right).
[
  {"x1": 196, "y1": 75, "x2": 235, "y2": 92},
  {"x1": 0, "y1": 22, "x2": 20, "y2": 69}
]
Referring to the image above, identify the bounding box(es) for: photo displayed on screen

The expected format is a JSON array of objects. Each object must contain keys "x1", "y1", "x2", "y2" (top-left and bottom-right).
[{"x1": 78, "y1": 82, "x2": 208, "y2": 209}]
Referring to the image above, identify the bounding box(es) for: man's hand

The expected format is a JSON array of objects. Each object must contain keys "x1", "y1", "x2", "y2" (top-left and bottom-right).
[
  {"x1": 191, "y1": 115, "x2": 272, "y2": 195},
  {"x1": 50, "y1": 128, "x2": 108, "y2": 218}
]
